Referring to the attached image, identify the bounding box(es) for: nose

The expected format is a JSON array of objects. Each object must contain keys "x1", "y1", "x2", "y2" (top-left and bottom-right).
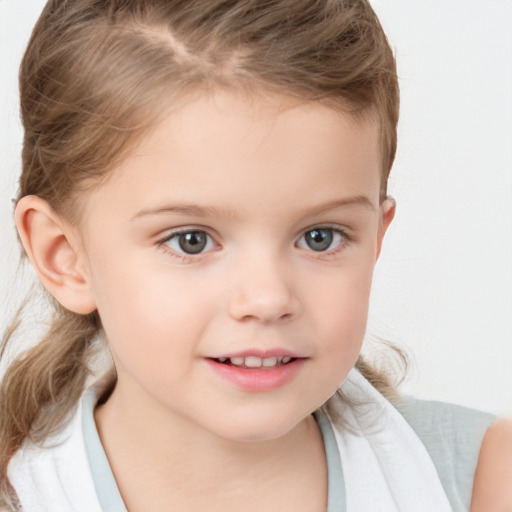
[{"x1": 227, "y1": 252, "x2": 299, "y2": 323}]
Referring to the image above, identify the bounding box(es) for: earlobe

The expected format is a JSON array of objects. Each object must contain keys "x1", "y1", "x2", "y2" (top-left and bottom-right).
[
  {"x1": 376, "y1": 196, "x2": 396, "y2": 260},
  {"x1": 15, "y1": 195, "x2": 97, "y2": 314}
]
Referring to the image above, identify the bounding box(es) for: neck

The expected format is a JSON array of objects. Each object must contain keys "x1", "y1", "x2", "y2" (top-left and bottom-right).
[{"x1": 94, "y1": 379, "x2": 327, "y2": 512}]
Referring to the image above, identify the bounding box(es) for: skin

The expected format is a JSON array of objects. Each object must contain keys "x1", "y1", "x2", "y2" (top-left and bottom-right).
[
  {"x1": 14, "y1": 89, "x2": 511, "y2": 511},
  {"x1": 471, "y1": 418, "x2": 512, "y2": 512}
]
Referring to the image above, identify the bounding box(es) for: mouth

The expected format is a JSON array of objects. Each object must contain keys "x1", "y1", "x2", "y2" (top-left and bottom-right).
[
  {"x1": 210, "y1": 355, "x2": 296, "y2": 369},
  {"x1": 206, "y1": 353, "x2": 305, "y2": 391}
]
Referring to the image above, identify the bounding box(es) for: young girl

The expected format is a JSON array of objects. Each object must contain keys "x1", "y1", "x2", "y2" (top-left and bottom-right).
[{"x1": 1, "y1": 1, "x2": 511, "y2": 511}]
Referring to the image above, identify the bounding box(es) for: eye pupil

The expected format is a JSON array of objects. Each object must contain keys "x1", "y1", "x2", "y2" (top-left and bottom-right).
[
  {"x1": 178, "y1": 232, "x2": 207, "y2": 254},
  {"x1": 305, "y1": 229, "x2": 333, "y2": 251}
]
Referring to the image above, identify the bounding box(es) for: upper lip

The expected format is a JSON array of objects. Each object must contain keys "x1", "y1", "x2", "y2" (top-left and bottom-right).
[{"x1": 209, "y1": 348, "x2": 304, "y2": 359}]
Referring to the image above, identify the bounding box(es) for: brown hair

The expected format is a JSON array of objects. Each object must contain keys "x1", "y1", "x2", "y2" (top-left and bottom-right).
[{"x1": 0, "y1": 0, "x2": 400, "y2": 501}]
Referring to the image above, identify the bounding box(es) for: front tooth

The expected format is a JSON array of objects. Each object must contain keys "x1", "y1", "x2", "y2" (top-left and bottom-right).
[
  {"x1": 262, "y1": 357, "x2": 278, "y2": 367},
  {"x1": 230, "y1": 357, "x2": 244, "y2": 366},
  {"x1": 282, "y1": 356, "x2": 291, "y2": 364},
  {"x1": 244, "y1": 356, "x2": 262, "y2": 368}
]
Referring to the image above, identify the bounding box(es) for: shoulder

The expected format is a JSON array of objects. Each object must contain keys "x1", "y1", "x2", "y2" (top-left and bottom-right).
[
  {"x1": 471, "y1": 418, "x2": 512, "y2": 512},
  {"x1": 393, "y1": 396, "x2": 496, "y2": 453},
  {"x1": 392, "y1": 396, "x2": 497, "y2": 511}
]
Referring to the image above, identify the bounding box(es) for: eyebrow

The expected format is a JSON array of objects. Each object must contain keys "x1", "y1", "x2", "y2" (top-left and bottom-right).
[
  {"x1": 131, "y1": 194, "x2": 375, "y2": 221},
  {"x1": 297, "y1": 195, "x2": 376, "y2": 217},
  {"x1": 131, "y1": 203, "x2": 238, "y2": 221}
]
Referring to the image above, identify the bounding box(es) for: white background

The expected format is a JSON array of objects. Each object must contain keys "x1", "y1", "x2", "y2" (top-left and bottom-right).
[{"x1": 1, "y1": 0, "x2": 511, "y2": 415}]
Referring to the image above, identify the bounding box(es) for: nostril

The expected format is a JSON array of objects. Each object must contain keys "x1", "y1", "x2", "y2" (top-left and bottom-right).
[
  {"x1": 227, "y1": 282, "x2": 299, "y2": 323},
  {"x1": 256, "y1": 310, "x2": 295, "y2": 323},
  {"x1": 232, "y1": 310, "x2": 295, "y2": 324}
]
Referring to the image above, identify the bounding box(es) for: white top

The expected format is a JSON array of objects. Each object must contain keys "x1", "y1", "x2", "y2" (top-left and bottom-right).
[{"x1": 7, "y1": 369, "x2": 457, "y2": 511}]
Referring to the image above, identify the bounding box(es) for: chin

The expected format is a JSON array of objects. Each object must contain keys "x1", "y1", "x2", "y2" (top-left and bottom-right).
[{"x1": 211, "y1": 409, "x2": 310, "y2": 444}]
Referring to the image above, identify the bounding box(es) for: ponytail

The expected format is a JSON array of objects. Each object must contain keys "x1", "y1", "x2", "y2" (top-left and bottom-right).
[{"x1": 0, "y1": 301, "x2": 101, "y2": 496}]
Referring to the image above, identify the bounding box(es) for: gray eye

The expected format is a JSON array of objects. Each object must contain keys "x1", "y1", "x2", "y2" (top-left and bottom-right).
[
  {"x1": 178, "y1": 232, "x2": 207, "y2": 254},
  {"x1": 297, "y1": 228, "x2": 344, "y2": 252},
  {"x1": 164, "y1": 230, "x2": 215, "y2": 255},
  {"x1": 304, "y1": 229, "x2": 333, "y2": 251}
]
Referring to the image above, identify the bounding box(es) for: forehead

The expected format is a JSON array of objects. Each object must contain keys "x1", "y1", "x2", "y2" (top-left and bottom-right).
[{"x1": 79, "y1": 89, "x2": 382, "y2": 224}]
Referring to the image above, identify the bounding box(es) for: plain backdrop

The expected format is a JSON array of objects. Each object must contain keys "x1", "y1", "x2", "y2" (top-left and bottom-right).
[{"x1": 1, "y1": 0, "x2": 511, "y2": 416}]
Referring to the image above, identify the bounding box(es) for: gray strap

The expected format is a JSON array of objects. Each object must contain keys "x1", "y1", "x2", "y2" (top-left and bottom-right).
[{"x1": 393, "y1": 397, "x2": 496, "y2": 512}]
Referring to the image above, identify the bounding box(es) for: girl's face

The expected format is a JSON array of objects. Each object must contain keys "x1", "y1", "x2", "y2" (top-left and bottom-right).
[{"x1": 77, "y1": 90, "x2": 393, "y2": 442}]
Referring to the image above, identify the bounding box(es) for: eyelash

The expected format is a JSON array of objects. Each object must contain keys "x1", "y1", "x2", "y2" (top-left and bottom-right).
[
  {"x1": 158, "y1": 228, "x2": 218, "y2": 262},
  {"x1": 296, "y1": 225, "x2": 351, "y2": 257},
  {"x1": 157, "y1": 225, "x2": 351, "y2": 262}
]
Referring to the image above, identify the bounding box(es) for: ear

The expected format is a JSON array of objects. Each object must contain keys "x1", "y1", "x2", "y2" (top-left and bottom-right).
[
  {"x1": 15, "y1": 195, "x2": 97, "y2": 314},
  {"x1": 376, "y1": 196, "x2": 396, "y2": 260}
]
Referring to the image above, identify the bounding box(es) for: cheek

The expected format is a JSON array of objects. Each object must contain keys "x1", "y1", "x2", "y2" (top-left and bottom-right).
[
  {"x1": 292, "y1": 272, "x2": 371, "y2": 412},
  {"x1": 91, "y1": 261, "x2": 216, "y2": 364},
  {"x1": 310, "y1": 261, "x2": 374, "y2": 363}
]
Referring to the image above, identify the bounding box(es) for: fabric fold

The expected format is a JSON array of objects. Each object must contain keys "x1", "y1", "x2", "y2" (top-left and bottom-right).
[
  {"x1": 8, "y1": 369, "x2": 453, "y2": 512},
  {"x1": 330, "y1": 368, "x2": 452, "y2": 511}
]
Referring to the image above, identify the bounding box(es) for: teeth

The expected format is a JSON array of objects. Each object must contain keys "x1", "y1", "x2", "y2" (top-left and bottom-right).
[
  {"x1": 216, "y1": 356, "x2": 293, "y2": 368},
  {"x1": 245, "y1": 356, "x2": 262, "y2": 368}
]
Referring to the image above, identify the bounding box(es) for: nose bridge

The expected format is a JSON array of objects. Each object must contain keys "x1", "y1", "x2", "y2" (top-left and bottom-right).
[{"x1": 227, "y1": 246, "x2": 298, "y2": 323}]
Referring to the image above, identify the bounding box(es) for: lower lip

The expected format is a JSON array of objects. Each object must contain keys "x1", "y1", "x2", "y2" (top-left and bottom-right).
[{"x1": 205, "y1": 358, "x2": 305, "y2": 392}]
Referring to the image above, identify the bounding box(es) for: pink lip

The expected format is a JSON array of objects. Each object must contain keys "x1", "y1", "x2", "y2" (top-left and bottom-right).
[{"x1": 205, "y1": 357, "x2": 306, "y2": 392}]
